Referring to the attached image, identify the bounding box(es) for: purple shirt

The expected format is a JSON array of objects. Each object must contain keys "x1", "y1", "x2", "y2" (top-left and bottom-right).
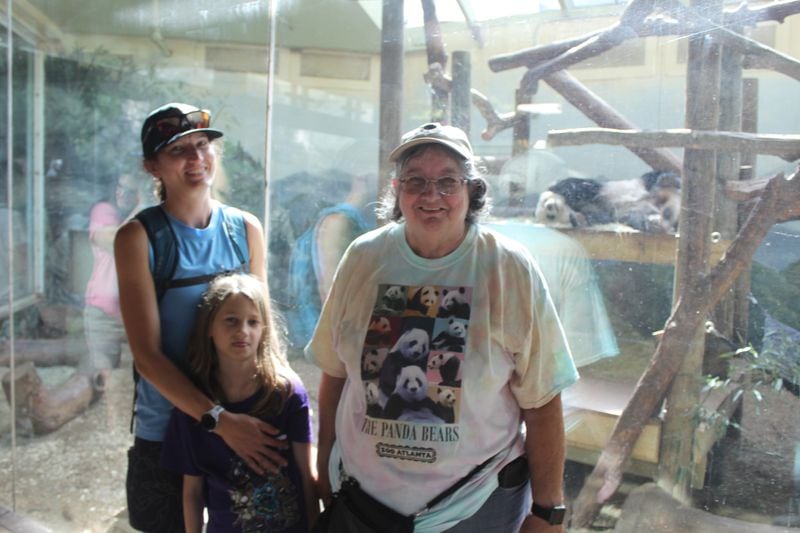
[{"x1": 161, "y1": 374, "x2": 313, "y2": 533}]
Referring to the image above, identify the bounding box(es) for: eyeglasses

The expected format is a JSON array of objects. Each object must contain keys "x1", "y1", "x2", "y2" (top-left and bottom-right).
[
  {"x1": 399, "y1": 176, "x2": 466, "y2": 196},
  {"x1": 144, "y1": 110, "x2": 211, "y2": 143}
]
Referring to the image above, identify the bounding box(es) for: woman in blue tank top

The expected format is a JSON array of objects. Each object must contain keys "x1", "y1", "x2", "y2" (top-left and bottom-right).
[{"x1": 115, "y1": 102, "x2": 288, "y2": 532}]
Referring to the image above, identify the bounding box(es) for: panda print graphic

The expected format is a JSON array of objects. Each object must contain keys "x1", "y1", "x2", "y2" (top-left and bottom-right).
[{"x1": 361, "y1": 284, "x2": 470, "y2": 424}]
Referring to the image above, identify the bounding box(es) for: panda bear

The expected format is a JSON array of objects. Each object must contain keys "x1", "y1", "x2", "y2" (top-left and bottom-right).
[
  {"x1": 535, "y1": 171, "x2": 681, "y2": 233},
  {"x1": 435, "y1": 386, "x2": 457, "y2": 423},
  {"x1": 378, "y1": 327, "x2": 431, "y2": 402},
  {"x1": 534, "y1": 177, "x2": 600, "y2": 227},
  {"x1": 383, "y1": 365, "x2": 444, "y2": 423},
  {"x1": 640, "y1": 169, "x2": 682, "y2": 232},
  {"x1": 439, "y1": 287, "x2": 470, "y2": 319},
  {"x1": 534, "y1": 190, "x2": 578, "y2": 227},
  {"x1": 428, "y1": 352, "x2": 462, "y2": 388},
  {"x1": 431, "y1": 318, "x2": 468, "y2": 353},
  {"x1": 364, "y1": 381, "x2": 383, "y2": 418},
  {"x1": 365, "y1": 317, "x2": 391, "y2": 346},
  {"x1": 378, "y1": 285, "x2": 407, "y2": 315},
  {"x1": 406, "y1": 286, "x2": 439, "y2": 316},
  {"x1": 361, "y1": 347, "x2": 387, "y2": 380}
]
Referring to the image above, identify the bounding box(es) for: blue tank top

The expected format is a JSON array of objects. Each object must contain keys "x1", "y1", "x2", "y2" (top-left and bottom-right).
[{"x1": 135, "y1": 203, "x2": 250, "y2": 441}]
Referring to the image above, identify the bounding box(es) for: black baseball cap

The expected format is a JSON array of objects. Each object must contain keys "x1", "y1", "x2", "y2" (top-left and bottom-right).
[{"x1": 141, "y1": 102, "x2": 223, "y2": 159}]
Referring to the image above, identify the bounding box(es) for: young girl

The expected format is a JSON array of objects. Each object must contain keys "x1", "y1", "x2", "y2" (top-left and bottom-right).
[{"x1": 161, "y1": 273, "x2": 318, "y2": 532}]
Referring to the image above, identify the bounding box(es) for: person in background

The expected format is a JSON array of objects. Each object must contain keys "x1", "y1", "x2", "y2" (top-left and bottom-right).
[
  {"x1": 162, "y1": 273, "x2": 317, "y2": 532},
  {"x1": 115, "y1": 102, "x2": 285, "y2": 532},
  {"x1": 308, "y1": 122, "x2": 578, "y2": 532},
  {"x1": 79, "y1": 171, "x2": 152, "y2": 393},
  {"x1": 285, "y1": 169, "x2": 372, "y2": 352}
]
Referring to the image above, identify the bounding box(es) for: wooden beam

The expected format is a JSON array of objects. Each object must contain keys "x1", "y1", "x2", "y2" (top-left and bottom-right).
[
  {"x1": 724, "y1": 0, "x2": 800, "y2": 26},
  {"x1": 660, "y1": 9, "x2": 722, "y2": 499},
  {"x1": 544, "y1": 71, "x2": 682, "y2": 173},
  {"x1": 452, "y1": 51, "x2": 471, "y2": 134},
  {"x1": 422, "y1": 0, "x2": 449, "y2": 123},
  {"x1": 711, "y1": 27, "x2": 800, "y2": 81},
  {"x1": 424, "y1": 63, "x2": 520, "y2": 141},
  {"x1": 570, "y1": 166, "x2": 800, "y2": 528},
  {"x1": 378, "y1": 0, "x2": 404, "y2": 189},
  {"x1": 547, "y1": 128, "x2": 800, "y2": 161},
  {"x1": 725, "y1": 174, "x2": 774, "y2": 202},
  {"x1": 0, "y1": 338, "x2": 86, "y2": 366},
  {"x1": 486, "y1": 1, "x2": 800, "y2": 77},
  {"x1": 488, "y1": 30, "x2": 603, "y2": 73}
]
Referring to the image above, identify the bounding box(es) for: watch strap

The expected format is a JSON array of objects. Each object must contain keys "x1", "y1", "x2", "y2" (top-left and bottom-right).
[{"x1": 531, "y1": 501, "x2": 567, "y2": 525}]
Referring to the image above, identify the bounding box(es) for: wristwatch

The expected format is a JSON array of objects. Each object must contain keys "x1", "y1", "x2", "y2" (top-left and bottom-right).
[
  {"x1": 531, "y1": 501, "x2": 567, "y2": 525},
  {"x1": 200, "y1": 405, "x2": 225, "y2": 432}
]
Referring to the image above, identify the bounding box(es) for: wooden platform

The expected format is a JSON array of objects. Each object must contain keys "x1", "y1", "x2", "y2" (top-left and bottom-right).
[
  {"x1": 560, "y1": 228, "x2": 730, "y2": 265},
  {"x1": 0, "y1": 506, "x2": 51, "y2": 533},
  {"x1": 564, "y1": 376, "x2": 742, "y2": 487},
  {"x1": 564, "y1": 377, "x2": 661, "y2": 478}
]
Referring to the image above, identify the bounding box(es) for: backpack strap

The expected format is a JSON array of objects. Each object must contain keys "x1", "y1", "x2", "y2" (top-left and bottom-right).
[
  {"x1": 134, "y1": 204, "x2": 250, "y2": 300},
  {"x1": 134, "y1": 205, "x2": 179, "y2": 303},
  {"x1": 220, "y1": 204, "x2": 248, "y2": 272}
]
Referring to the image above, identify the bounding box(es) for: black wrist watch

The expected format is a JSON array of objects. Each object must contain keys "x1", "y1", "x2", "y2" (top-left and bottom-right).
[
  {"x1": 200, "y1": 405, "x2": 225, "y2": 432},
  {"x1": 531, "y1": 501, "x2": 567, "y2": 525}
]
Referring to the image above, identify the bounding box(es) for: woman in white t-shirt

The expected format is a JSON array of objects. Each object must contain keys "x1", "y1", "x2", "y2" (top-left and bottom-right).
[{"x1": 308, "y1": 122, "x2": 578, "y2": 532}]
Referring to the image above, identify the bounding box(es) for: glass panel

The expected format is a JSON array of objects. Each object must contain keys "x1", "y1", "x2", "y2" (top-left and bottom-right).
[
  {"x1": 0, "y1": 27, "x2": 34, "y2": 309},
  {"x1": 0, "y1": 1, "x2": 797, "y2": 531},
  {"x1": 1, "y1": 2, "x2": 273, "y2": 530}
]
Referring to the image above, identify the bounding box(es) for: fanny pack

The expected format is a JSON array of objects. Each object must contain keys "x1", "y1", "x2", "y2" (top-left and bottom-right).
[{"x1": 312, "y1": 454, "x2": 498, "y2": 533}]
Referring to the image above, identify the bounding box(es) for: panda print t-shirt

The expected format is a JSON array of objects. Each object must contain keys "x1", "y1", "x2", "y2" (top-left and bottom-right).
[{"x1": 307, "y1": 222, "x2": 578, "y2": 529}]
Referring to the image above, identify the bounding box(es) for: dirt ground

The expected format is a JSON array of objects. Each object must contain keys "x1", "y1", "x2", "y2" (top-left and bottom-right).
[
  {"x1": 1, "y1": 352, "x2": 798, "y2": 532},
  {"x1": 0, "y1": 352, "x2": 323, "y2": 533}
]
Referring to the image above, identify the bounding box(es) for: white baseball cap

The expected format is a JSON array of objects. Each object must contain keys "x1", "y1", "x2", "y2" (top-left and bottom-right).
[{"x1": 389, "y1": 122, "x2": 474, "y2": 162}]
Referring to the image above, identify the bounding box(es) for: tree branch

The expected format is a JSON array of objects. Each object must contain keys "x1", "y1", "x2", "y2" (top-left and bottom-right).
[
  {"x1": 571, "y1": 167, "x2": 800, "y2": 527},
  {"x1": 424, "y1": 63, "x2": 522, "y2": 140},
  {"x1": 548, "y1": 128, "x2": 800, "y2": 161}
]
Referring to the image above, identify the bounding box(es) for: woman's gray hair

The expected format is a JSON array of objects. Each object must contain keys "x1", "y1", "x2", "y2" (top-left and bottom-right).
[{"x1": 376, "y1": 144, "x2": 490, "y2": 224}]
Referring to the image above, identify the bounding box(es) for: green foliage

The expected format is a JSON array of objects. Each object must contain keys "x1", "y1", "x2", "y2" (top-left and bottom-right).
[
  {"x1": 751, "y1": 261, "x2": 800, "y2": 331},
  {"x1": 43, "y1": 47, "x2": 183, "y2": 303},
  {"x1": 45, "y1": 48, "x2": 181, "y2": 194},
  {"x1": 734, "y1": 345, "x2": 799, "y2": 397},
  {"x1": 217, "y1": 140, "x2": 265, "y2": 222}
]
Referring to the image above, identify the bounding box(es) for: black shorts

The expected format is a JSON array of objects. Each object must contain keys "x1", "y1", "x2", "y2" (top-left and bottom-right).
[{"x1": 126, "y1": 437, "x2": 184, "y2": 533}]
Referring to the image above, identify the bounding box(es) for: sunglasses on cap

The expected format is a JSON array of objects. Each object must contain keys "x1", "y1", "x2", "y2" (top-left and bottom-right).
[{"x1": 144, "y1": 109, "x2": 211, "y2": 143}]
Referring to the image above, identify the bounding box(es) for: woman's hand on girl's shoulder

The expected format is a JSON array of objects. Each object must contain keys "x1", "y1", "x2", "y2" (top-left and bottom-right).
[{"x1": 215, "y1": 410, "x2": 288, "y2": 475}]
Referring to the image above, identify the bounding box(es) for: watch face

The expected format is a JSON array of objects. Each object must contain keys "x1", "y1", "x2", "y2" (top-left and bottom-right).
[
  {"x1": 532, "y1": 502, "x2": 567, "y2": 525},
  {"x1": 200, "y1": 413, "x2": 217, "y2": 431},
  {"x1": 549, "y1": 506, "x2": 566, "y2": 525},
  {"x1": 201, "y1": 405, "x2": 224, "y2": 431}
]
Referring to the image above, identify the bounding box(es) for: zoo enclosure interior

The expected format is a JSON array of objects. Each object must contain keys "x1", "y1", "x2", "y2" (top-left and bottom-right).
[{"x1": 1, "y1": 0, "x2": 799, "y2": 530}]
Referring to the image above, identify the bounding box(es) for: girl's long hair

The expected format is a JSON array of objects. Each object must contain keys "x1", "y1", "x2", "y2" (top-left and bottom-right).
[{"x1": 187, "y1": 273, "x2": 290, "y2": 418}]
